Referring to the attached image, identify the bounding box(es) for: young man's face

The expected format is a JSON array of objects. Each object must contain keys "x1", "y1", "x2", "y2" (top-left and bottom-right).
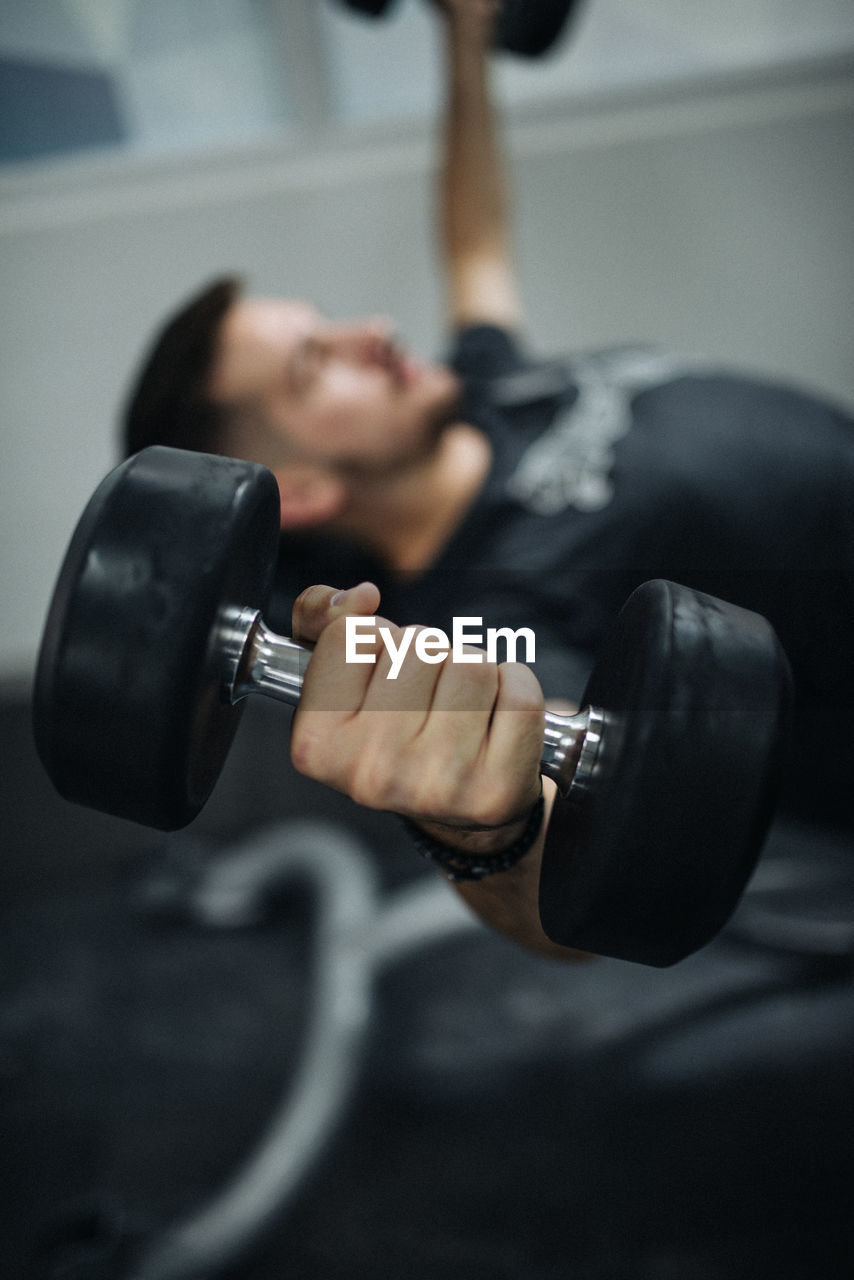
[{"x1": 207, "y1": 297, "x2": 460, "y2": 475}]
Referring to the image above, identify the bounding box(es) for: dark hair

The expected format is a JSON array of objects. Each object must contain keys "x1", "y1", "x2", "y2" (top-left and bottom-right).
[{"x1": 122, "y1": 275, "x2": 243, "y2": 457}]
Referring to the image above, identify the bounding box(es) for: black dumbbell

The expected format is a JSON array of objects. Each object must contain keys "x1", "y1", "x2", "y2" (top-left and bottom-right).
[
  {"x1": 34, "y1": 446, "x2": 791, "y2": 966},
  {"x1": 337, "y1": 0, "x2": 582, "y2": 59}
]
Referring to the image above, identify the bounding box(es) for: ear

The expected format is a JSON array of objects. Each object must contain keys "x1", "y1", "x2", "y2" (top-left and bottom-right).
[{"x1": 273, "y1": 463, "x2": 347, "y2": 530}]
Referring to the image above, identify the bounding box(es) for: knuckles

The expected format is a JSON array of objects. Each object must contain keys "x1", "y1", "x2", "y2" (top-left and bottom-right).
[
  {"x1": 289, "y1": 714, "x2": 333, "y2": 781},
  {"x1": 464, "y1": 782, "x2": 535, "y2": 830},
  {"x1": 346, "y1": 747, "x2": 400, "y2": 812}
]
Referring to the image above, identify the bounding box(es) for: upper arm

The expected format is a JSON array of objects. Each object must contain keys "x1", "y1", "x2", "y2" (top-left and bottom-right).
[{"x1": 446, "y1": 244, "x2": 525, "y2": 332}]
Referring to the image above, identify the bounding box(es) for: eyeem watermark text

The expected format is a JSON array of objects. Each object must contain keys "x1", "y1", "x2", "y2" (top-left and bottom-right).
[{"x1": 345, "y1": 616, "x2": 536, "y2": 680}]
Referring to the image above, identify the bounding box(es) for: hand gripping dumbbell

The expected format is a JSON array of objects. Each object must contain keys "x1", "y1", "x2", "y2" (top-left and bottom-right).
[
  {"x1": 34, "y1": 446, "x2": 791, "y2": 966},
  {"x1": 336, "y1": 0, "x2": 582, "y2": 59}
]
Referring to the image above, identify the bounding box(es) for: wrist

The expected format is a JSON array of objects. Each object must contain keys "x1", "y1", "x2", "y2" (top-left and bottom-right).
[
  {"x1": 402, "y1": 784, "x2": 545, "y2": 882},
  {"x1": 416, "y1": 811, "x2": 529, "y2": 855},
  {"x1": 442, "y1": 5, "x2": 496, "y2": 61}
]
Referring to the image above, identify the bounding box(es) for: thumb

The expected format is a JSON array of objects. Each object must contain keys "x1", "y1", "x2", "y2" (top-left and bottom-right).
[{"x1": 291, "y1": 581, "x2": 381, "y2": 644}]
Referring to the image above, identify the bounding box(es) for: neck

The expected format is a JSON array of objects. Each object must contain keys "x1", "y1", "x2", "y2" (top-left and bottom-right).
[{"x1": 331, "y1": 423, "x2": 491, "y2": 575}]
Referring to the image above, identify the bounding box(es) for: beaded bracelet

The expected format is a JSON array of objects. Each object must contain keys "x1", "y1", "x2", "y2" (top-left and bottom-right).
[{"x1": 401, "y1": 789, "x2": 545, "y2": 882}]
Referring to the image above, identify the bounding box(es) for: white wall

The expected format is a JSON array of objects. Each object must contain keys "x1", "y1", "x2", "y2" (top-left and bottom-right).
[{"x1": 1, "y1": 54, "x2": 853, "y2": 679}]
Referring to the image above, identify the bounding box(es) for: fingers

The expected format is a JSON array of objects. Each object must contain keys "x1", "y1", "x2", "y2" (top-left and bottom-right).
[
  {"x1": 294, "y1": 653, "x2": 542, "y2": 831},
  {"x1": 482, "y1": 661, "x2": 545, "y2": 819},
  {"x1": 292, "y1": 615, "x2": 441, "y2": 797},
  {"x1": 291, "y1": 580, "x2": 380, "y2": 644},
  {"x1": 289, "y1": 582, "x2": 545, "y2": 833},
  {"x1": 412, "y1": 656, "x2": 543, "y2": 827}
]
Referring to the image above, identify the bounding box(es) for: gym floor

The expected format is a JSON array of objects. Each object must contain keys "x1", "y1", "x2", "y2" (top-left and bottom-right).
[{"x1": 2, "y1": 685, "x2": 853, "y2": 1280}]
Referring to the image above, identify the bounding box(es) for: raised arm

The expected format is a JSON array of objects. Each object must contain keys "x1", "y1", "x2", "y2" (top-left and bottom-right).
[{"x1": 438, "y1": 1, "x2": 524, "y2": 331}]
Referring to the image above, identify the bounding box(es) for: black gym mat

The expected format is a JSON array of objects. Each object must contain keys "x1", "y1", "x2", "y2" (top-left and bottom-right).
[{"x1": 2, "y1": 691, "x2": 853, "y2": 1280}]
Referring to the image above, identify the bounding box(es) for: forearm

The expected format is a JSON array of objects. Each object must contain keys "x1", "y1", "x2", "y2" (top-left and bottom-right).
[
  {"x1": 439, "y1": 2, "x2": 522, "y2": 327},
  {"x1": 421, "y1": 780, "x2": 590, "y2": 961}
]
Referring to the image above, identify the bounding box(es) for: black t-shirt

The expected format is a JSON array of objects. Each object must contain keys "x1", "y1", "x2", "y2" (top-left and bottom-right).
[{"x1": 271, "y1": 326, "x2": 854, "y2": 712}]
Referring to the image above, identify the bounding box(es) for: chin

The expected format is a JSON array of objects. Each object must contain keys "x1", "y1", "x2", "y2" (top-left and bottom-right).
[
  {"x1": 421, "y1": 390, "x2": 461, "y2": 450},
  {"x1": 436, "y1": 364, "x2": 462, "y2": 401},
  {"x1": 426, "y1": 368, "x2": 462, "y2": 423}
]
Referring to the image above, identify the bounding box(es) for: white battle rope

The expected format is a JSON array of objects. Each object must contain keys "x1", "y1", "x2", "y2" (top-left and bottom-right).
[{"x1": 128, "y1": 821, "x2": 478, "y2": 1280}]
